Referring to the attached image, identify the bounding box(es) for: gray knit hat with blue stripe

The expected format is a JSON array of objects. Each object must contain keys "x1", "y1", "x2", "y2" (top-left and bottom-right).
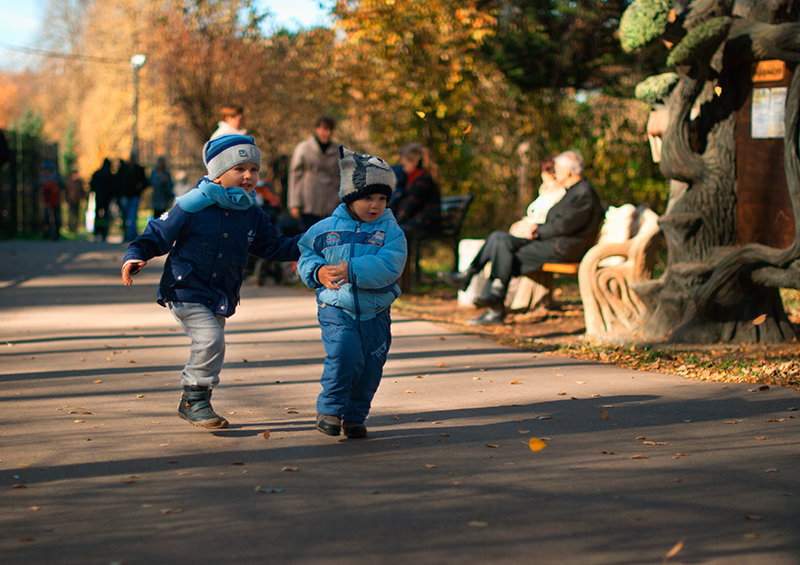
[
  {"x1": 338, "y1": 146, "x2": 396, "y2": 204},
  {"x1": 203, "y1": 134, "x2": 262, "y2": 180}
]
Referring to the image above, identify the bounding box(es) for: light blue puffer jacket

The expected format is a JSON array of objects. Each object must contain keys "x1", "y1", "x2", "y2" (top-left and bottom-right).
[{"x1": 297, "y1": 203, "x2": 407, "y2": 320}]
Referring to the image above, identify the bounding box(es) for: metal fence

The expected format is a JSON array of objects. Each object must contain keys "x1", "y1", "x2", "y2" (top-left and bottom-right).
[{"x1": 0, "y1": 129, "x2": 59, "y2": 239}]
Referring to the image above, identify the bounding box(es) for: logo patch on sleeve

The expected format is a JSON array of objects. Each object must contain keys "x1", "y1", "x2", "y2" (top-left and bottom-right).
[
  {"x1": 325, "y1": 232, "x2": 342, "y2": 247},
  {"x1": 367, "y1": 230, "x2": 386, "y2": 246}
]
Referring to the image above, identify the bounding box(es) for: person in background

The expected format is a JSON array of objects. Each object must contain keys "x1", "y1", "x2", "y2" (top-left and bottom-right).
[
  {"x1": 508, "y1": 155, "x2": 565, "y2": 238},
  {"x1": 287, "y1": 116, "x2": 341, "y2": 231},
  {"x1": 116, "y1": 150, "x2": 149, "y2": 241},
  {"x1": 64, "y1": 169, "x2": 86, "y2": 234},
  {"x1": 39, "y1": 160, "x2": 64, "y2": 240},
  {"x1": 210, "y1": 104, "x2": 246, "y2": 140},
  {"x1": 439, "y1": 150, "x2": 603, "y2": 326},
  {"x1": 90, "y1": 158, "x2": 114, "y2": 242},
  {"x1": 391, "y1": 142, "x2": 441, "y2": 235},
  {"x1": 149, "y1": 155, "x2": 175, "y2": 219}
]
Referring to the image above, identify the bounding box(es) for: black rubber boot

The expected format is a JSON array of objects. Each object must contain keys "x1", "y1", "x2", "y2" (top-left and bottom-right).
[{"x1": 178, "y1": 386, "x2": 229, "y2": 429}]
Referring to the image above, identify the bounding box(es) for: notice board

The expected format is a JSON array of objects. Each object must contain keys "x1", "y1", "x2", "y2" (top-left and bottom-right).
[{"x1": 735, "y1": 60, "x2": 795, "y2": 248}]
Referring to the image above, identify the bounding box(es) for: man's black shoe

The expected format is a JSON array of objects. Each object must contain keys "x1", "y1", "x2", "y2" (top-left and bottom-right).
[
  {"x1": 467, "y1": 308, "x2": 506, "y2": 326},
  {"x1": 473, "y1": 292, "x2": 504, "y2": 309},
  {"x1": 438, "y1": 271, "x2": 472, "y2": 291}
]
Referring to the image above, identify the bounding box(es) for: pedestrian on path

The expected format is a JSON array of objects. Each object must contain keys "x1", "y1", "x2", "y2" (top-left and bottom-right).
[
  {"x1": 297, "y1": 147, "x2": 407, "y2": 439},
  {"x1": 121, "y1": 134, "x2": 301, "y2": 429},
  {"x1": 39, "y1": 160, "x2": 64, "y2": 240}
]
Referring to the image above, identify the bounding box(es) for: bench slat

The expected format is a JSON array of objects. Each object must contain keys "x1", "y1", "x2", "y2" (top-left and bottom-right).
[{"x1": 541, "y1": 262, "x2": 579, "y2": 275}]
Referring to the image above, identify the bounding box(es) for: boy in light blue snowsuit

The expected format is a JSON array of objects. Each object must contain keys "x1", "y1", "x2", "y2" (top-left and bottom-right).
[{"x1": 297, "y1": 147, "x2": 407, "y2": 439}]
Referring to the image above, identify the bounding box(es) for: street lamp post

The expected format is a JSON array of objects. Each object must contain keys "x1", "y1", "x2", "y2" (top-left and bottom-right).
[{"x1": 130, "y1": 54, "x2": 147, "y2": 154}]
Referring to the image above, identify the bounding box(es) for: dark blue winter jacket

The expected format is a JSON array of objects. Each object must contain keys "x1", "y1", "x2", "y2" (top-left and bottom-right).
[{"x1": 124, "y1": 184, "x2": 300, "y2": 317}]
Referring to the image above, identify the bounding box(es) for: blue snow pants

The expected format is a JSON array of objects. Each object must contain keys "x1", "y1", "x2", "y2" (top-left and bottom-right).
[{"x1": 316, "y1": 302, "x2": 391, "y2": 423}]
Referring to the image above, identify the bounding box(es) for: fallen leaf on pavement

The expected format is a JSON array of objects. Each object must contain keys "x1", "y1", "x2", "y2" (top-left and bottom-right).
[
  {"x1": 665, "y1": 540, "x2": 684, "y2": 560},
  {"x1": 528, "y1": 438, "x2": 547, "y2": 452},
  {"x1": 745, "y1": 515, "x2": 764, "y2": 521}
]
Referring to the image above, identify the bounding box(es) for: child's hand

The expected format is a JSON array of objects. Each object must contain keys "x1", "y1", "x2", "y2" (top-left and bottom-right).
[
  {"x1": 121, "y1": 260, "x2": 146, "y2": 286},
  {"x1": 317, "y1": 261, "x2": 349, "y2": 290}
]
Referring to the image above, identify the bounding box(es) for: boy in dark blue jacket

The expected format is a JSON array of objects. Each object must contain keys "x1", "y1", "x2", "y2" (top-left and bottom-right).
[{"x1": 122, "y1": 135, "x2": 301, "y2": 429}]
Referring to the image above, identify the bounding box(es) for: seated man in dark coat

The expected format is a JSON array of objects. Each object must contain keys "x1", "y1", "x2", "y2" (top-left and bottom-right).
[{"x1": 440, "y1": 150, "x2": 603, "y2": 325}]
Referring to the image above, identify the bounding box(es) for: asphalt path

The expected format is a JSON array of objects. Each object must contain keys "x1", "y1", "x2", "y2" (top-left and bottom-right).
[{"x1": 1, "y1": 240, "x2": 799, "y2": 565}]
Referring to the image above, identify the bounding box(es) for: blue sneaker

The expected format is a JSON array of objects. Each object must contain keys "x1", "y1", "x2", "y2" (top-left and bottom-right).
[{"x1": 178, "y1": 386, "x2": 229, "y2": 429}]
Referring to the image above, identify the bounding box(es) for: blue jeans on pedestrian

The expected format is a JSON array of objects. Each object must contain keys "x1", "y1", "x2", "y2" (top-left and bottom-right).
[
  {"x1": 317, "y1": 304, "x2": 391, "y2": 423},
  {"x1": 119, "y1": 195, "x2": 140, "y2": 241},
  {"x1": 168, "y1": 302, "x2": 227, "y2": 388}
]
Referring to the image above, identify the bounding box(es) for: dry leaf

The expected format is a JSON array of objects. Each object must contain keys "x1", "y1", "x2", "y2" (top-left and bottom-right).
[
  {"x1": 29, "y1": 506, "x2": 41, "y2": 511},
  {"x1": 281, "y1": 466, "x2": 299, "y2": 473},
  {"x1": 528, "y1": 438, "x2": 547, "y2": 452},
  {"x1": 665, "y1": 540, "x2": 684, "y2": 560},
  {"x1": 752, "y1": 314, "x2": 767, "y2": 325},
  {"x1": 600, "y1": 411, "x2": 610, "y2": 420},
  {"x1": 94, "y1": 380, "x2": 103, "y2": 384},
  {"x1": 510, "y1": 380, "x2": 520, "y2": 385},
  {"x1": 405, "y1": 390, "x2": 416, "y2": 394},
  {"x1": 468, "y1": 521, "x2": 488, "y2": 528},
  {"x1": 630, "y1": 455, "x2": 648, "y2": 460},
  {"x1": 263, "y1": 430, "x2": 270, "y2": 439},
  {"x1": 643, "y1": 440, "x2": 667, "y2": 446},
  {"x1": 160, "y1": 508, "x2": 183, "y2": 514},
  {"x1": 485, "y1": 443, "x2": 499, "y2": 448},
  {"x1": 753, "y1": 435, "x2": 768, "y2": 440},
  {"x1": 745, "y1": 515, "x2": 764, "y2": 522},
  {"x1": 764, "y1": 468, "x2": 779, "y2": 473},
  {"x1": 425, "y1": 464, "x2": 438, "y2": 469},
  {"x1": 436, "y1": 362, "x2": 446, "y2": 367}
]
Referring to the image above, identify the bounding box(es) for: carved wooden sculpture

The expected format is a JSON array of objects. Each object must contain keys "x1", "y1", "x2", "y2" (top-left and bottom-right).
[{"x1": 620, "y1": 0, "x2": 800, "y2": 343}]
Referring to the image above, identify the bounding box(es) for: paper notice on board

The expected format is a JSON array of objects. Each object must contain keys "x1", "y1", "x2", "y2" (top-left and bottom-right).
[{"x1": 751, "y1": 87, "x2": 786, "y2": 139}]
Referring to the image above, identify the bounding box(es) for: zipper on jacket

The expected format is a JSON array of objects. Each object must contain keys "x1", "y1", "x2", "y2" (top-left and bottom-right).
[{"x1": 351, "y1": 222, "x2": 361, "y2": 318}]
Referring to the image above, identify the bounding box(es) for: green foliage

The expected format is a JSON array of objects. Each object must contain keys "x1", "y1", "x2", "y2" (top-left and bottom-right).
[
  {"x1": 634, "y1": 72, "x2": 679, "y2": 104},
  {"x1": 61, "y1": 121, "x2": 78, "y2": 174},
  {"x1": 485, "y1": 0, "x2": 648, "y2": 94},
  {"x1": 666, "y1": 17, "x2": 732, "y2": 67},
  {"x1": 12, "y1": 108, "x2": 44, "y2": 139},
  {"x1": 618, "y1": 0, "x2": 671, "y2": 53}
]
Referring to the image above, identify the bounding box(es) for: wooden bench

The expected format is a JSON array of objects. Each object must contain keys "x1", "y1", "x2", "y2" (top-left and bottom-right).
[
  {"x1": 458, "y1": 204, "x2": 663, "y2": 341},
  {"x1": 402, "y1": 194, "x2": 473, "y2": 292}
]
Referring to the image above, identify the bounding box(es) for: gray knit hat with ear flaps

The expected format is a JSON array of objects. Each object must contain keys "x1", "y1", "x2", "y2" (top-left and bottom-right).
[{"x1": 338, "y1": 146, "x2": 396, "y2": 204}]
